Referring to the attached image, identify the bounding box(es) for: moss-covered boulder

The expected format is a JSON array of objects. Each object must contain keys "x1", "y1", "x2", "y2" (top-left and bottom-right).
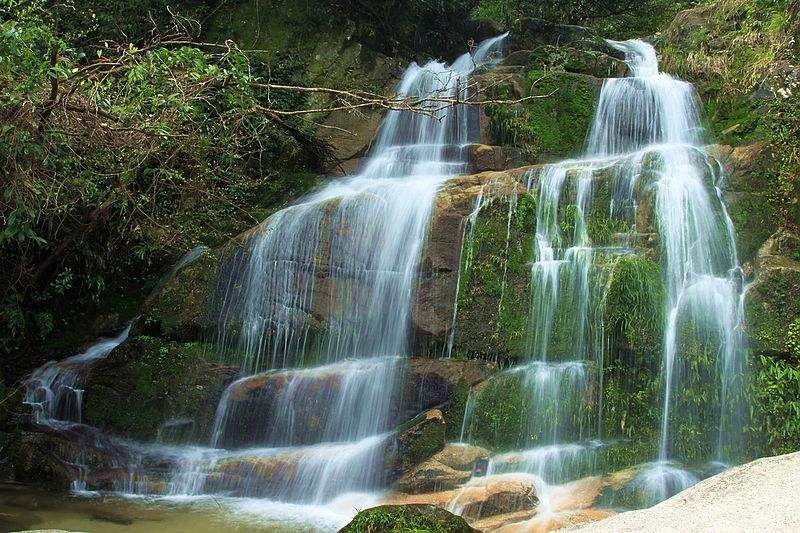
[
  {"x1": 138, "y1": 249, "x2": 219, "y2": 342},
  {"x1": 512, "y1": 45, "x2": 627, "y2": 79},
  {"x1": 2, "y1": 432, "x2": 75, "y2": 491},
  {"x1": 484, "y1": 70, "x2": 602, "y2": 162},
  {"x1": 413, "y1": 170, "x2": 532, "y2": 355},
  {"x1": 82, "y1": 336, "x2": 237, "y2": 442},
  {"x1": 745, "y1": 231, "x2": 800, "y2": 357},
  {"x1": 340, "y1": 504, "x2": 477, "y2": 533},
  {"x1": 388, "y1": 409, "x2": 447, "y2": 481}
]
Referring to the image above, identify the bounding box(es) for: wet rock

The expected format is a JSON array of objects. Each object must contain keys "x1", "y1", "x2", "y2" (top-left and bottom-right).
[
  {"x1": 466, "y1": 144, "x2": 524, "y2": 173},
  {"x1": 468, "y1": 144, "x2": 504, "y2": 172},
  {"x1": 82, "y1": 336, "x2": 238, "y2": 443},
  {"x1": 510, "y1": 18, "x2": 624, "y2": 60},
  {"x1": 395, "y1": 444, "x2": 489, "y2": 493},
  {"x1": 413, "y1": 171, "x2": 530, "y2": 346},
  {"x1": 137, "y1": 250, "x2": 219, "y2": 342},
  {"x1": 400, "y1": 359, "x2": 497, "y2": 421},
  {"x1": 388, "y1": 409, "x2": 447, "y2": 480},
  {"x1": 339, "y1": 504, "x2": 477, "y2": 532},
  {"x1": 449, "y1": 473, "x2": 539, "y2": 519},
  {"x1": 396, "y1": 460, "x2": 471, "y2": 494},
  {"x1": 319, "y1": 108, "x2": 383, "y2": 163},
  {"x1": 4, "y1": 433, "x2": 74, "y2": 491},
  {"x1": 91, "y1": 314, "x2": 121, "y2": 337}
]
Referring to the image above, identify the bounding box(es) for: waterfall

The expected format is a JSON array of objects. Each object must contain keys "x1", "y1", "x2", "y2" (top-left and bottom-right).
[
  {"x1": 160, "y1": 33, "x2": 511, "y2": 508},
  {"x1": 456, "y1": 38, "x2": 747, "y2": 515}
]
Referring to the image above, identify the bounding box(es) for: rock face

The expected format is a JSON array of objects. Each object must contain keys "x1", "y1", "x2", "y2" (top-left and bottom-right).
[
  {"x1": 449, "y1": 473, "x2": 539, "y2": 519},
  {"x1": 746, "y1": 230, "x2": 800, "y2": 357},
  {"x1": 388, "y1": 409, "x2": 448, "y2": 481},
  {"x1": 82, "y1": 336, "x2": 238, "y2": 443},
  {"x1": 509, "y1": 19, "x2": 625, "y2": 60},
  {"x1": 711, "y1": 142, "x2": 778, "y2": 266},
  {"x1": 413, "y1": 170, "x2": 531, "y2": 355}
]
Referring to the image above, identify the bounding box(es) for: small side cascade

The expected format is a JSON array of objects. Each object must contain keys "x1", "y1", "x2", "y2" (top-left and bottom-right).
[{"x1": 23, "y1": 324, "x2": 132, "y2": 490}]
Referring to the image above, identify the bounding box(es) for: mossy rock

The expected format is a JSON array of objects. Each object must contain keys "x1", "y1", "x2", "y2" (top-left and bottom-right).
[
  {"x1": 747, "y1": 231, "x2": 800, "y2": 358},
  {"x1": 524, "y1": 45, "x2": 626, "y2": 78},
  {"x1": 600, "y1": 254, "x2": 665, "y2": 356},
  {"x1": 3, "y1": 432, "x2": 74, "y2": 491},
  {"x1": 486, "y1": 70, "x2": 601, "y2": 162},
  {"x1": 509, "y1": 18, "x2": 624, "y2": 60},
  {"x1": 138, "y1": 249, "x2": 218, "y2": 342},
  {"x1": 82, "y1": 336, "x2": 237, "y2": 442},
  {"x1": 463, "y1": 372, "x2": 528, "y2": 450},
  {"x1": 451, "y1": 192, "x2": 536, "y2": 363},
  {"x1": 392, "y1": 409, "x2": 447, "y2": 478},
  {"x1": 340, "y1": 504, "x2": 476, "y2": 533}
]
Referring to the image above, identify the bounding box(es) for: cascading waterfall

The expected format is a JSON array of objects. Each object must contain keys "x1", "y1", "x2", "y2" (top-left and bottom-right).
[
  {"x1": 154, "y1": 32, "x2": 510, "y2": 509},
  {"x1": 18, "y1": 34, "x2": 509, "y2": 524},
  {"x1": 456, "y1": 38, "x2": 747, "y2": 516}
]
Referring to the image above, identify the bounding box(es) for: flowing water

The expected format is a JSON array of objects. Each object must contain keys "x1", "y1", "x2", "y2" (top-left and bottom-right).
[
  {"x1": 456, "y1": 38, "x2": 747, "y2": 518},
  {"x1": 20, "y1": 34, "x2": 509, "y2": 530},
  {"x1": 20, "y1": 33, "x2": 750, "y2": 531}
]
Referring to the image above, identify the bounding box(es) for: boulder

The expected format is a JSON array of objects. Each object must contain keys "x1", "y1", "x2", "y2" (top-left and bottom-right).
[
  {"x1": 82, "y1": 336, "x2": 238, "y2": 443},
  {"x1": 400, "y1": 358, "x2": 497, "y2": 421},
  {"x1": 510, "y1": 19, "x2": 624, "y2": 60},
  {"x1": 395, "y1": 443, "x2": 490, "y2": 493},
  {"x1": 388, "y1": 409, "x2": 447, "y2": 480},
  {"x1": 340, "y1": 504, "x2": 477, "y2": 533},
  {"x1": 318, "y1": 108, "x2": 383, "y2": 163},
  {"x1": 413, "y1": 171, "x2": 530, "y2": 349},
  {"x1": 396, "y1": 460, "x2": 472, "y2": 494},
  {"x1": 448, "y1": 473, "x2": 539, "y2": 519}
]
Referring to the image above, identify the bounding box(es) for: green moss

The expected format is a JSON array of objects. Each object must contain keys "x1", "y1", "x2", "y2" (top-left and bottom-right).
[
  {"x1": 464, "y1": 373, "x2": 528, "y2": 450},
  {"x1": 83, "y1": 336, "x2": 232, "y2": 441},
  {"x1": 452, "y1": 192, "x2": 536, "y2": 363},
  {"x1": 527, "y1": 45, "x2": 624, "y2": 78},
  {"x1": 486, "y1": 71, "x2": 600, "y2": 162},
  {"x1": 141, "y1": 250, "x2": 218, "y2": 341},
  {"x1": 601, "y1": 255, "x2": 665, "y2": 355},
  {"x1": 443, "y1": 380, "x2": 470, "y2": 442},
  {"x1": 746, "y1": 266, "x2": 800, "y2": 355},
  {"x1": 341, "y1": 504, "x2": 474, "y2": 533}
]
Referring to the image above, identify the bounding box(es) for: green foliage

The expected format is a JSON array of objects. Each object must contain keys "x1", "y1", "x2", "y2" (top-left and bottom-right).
[
  {"x1": 602, "y1": 361, "x2": 661, "y2": 443},
  {"x1": 0, "y1": 0, "x2": 321, "y2": 364},
  {"x1": 752, "y1": 354, "x2": 800, "y2": 455},
  {"x1": 472, "y1": 0, "x2": 692, "y2": 39},
  {"x1": 786, "y1": 319, "x2": 800, "y2": 362},
  {"x1": 659, "y1": 0, "x2": 799, "y2": 229}
]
